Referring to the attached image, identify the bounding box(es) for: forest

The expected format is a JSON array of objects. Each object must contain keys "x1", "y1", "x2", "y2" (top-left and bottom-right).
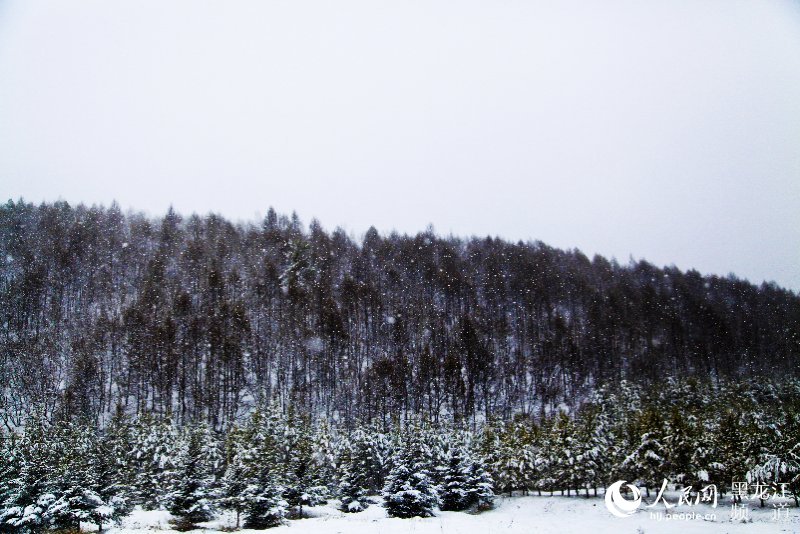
[
  {"x1": 1, "y1": 199, "x2": 798, "y2": 429},
  {"x1": 2, "y1": 200, "x2": 800, "y2": 531},
  {"x1": 1, "y1": 379, "x2": 798, "y2": 531}
]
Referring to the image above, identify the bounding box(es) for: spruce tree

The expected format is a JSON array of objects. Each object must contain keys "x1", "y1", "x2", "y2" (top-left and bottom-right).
[
  {"x1": 465, "y1": 459, "x2": 495, "y2": 511},
  {"x1": 547, "y1": 412, "x2": 577, "y2": 495},
  {"x1": 282, "y1": 417, "x2": 326, "y2": 517},
  {"x1": 382, "y1": 437, "x2": 438, "y2": 518},
  {"x1": 338, "y1": 428, "x2": 388, "y2": 512},
  {"x1": 0, "y1": 433, "x2": 21, "y2": 533},
  {"x1": 131, "y1": 414, "x2": 178, "y2": 509},
  {"x1": 46, "y1": 422, "x2": 128, "y2": 532},
  {"x1": 168, "y1": 426, "x2": 216, "y2": 530},
  {"x1": 240, "y1": 412, "x2": 287, "y2": 529},
  {"x1": 0, "y1": 410, "x2": 56, "y2": 532},
  {"x1": 440, "y1": 447, "x2": 470, "y2": 511},
  {"x1": 220, "y1": 429, "x2": 251, "y2": 528},
  {"x1": 242, "y1": 468, "x2": 286, "y2": 528},
  {"x1": 310, "y1": 422, "x2": 338, "y2": 497},
  {"x1": 617, "y1": 409, "x2": 667, "y2": 498}
]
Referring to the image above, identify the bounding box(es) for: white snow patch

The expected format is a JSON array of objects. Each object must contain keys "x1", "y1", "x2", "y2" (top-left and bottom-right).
[{"x1": 90, "y1": 496, "x2": 797, "y2": 533}]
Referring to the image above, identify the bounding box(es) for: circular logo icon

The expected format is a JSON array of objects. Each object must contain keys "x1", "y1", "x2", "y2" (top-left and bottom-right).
[{"x1": 604, "y1": 480, "x2": 642, "y2": 518}]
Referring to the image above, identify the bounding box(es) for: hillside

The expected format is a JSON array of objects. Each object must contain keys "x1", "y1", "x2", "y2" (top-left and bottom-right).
[{"x1": 1, "y1": 199, "x2": 798, "y2": 427}]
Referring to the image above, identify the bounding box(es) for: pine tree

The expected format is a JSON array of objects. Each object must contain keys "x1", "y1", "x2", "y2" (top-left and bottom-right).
[
  {"x1": 573, "y1": 404, "x2": 614, "y2": 496},
  {"x1": 84, "y1": 428, "x2": 130, "y2": 531},
  {"x1": 103, "y1": 408, "x2": 136, "y2": 504},
  {"x1": 46, "y1": 421, "x2": 128, "y2": 532},
  {"x1": 220, "y1": 429, "x2": 251, "y2": 528},
  {"x1": 239, "y1": 410, "x2": 287, "y2": 529},
  {"x1": 547, "y1": 412, "x2": 578, "y2": 495},
  {"x1": 242, "y1": 468, "x2": 286, "y2": 529},
  {"x1": 168, "y1": 426, "x2": 216, "y2": 530},
  {"x1": 339, "y1": 462, "x2": 369, "y2": 512},
  {"x1": 491, "y1": 421, "x2": 526, "y2": 495},
  {"x1": 338, "y1": 427, "x2": 389, "y2": 512},
  {"x1": 746, "y1": 411, "x2": 800, "y2": 507},
  {"x1": 531, "y1": 419, "x2": 556, "y2": 494},
  {"x1": 617, "y1": 409, "x2": 667, "y2": 497},
  {"x1": 310, "y1": 422, "x2": 338, "y2": 497},
  {"x1": 0, "y1": 417, "x2": 127, "y2": 533},
  {"x1": 439, "y1": 447, "x2": 471, "y2": 511},
  {"x1": 282, "y1": 417, "x2": 326, "y2": 517},
  {"x1": 0, "y1": 433, "x2": 21, "y2": 533},
  {"x1": 465, "y1": 459, "x2": 495, "y2": 511},
  {"x1": 440, "y1": 445, "x2": 494, "y2": 512},
  {"x1": 382, "y1": 437, "x2": 438, "y2": 518},
  {"x1": 0, "y1": 411, "x2": 57, "y2": 532},
  {"x1": 197, "y1": 423, "x2": 225, "y2": 493},
  {"x1": 662, "y1": 407, "x2": 701, "y2": 486},
  {"x1": 131, "y1": 414, "x2": 178, "y2": 509}
]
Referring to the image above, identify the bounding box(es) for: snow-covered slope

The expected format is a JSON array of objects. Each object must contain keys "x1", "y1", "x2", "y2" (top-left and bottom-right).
[{"x1": 104, "y1": 495, "x2": 797, "y2": 534}]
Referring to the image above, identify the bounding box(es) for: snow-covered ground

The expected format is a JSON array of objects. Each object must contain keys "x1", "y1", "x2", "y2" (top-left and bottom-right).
[{"x1": 96, "y1": 494, "x2": 800, "y2": 534}]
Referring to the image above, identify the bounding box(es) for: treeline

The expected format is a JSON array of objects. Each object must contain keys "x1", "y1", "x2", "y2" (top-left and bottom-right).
[
  {"x1": 1, "y1": 200, "x2": 799, "y2": 428},
  {"x1": 1, "y1": 379, "x2": 798, "y2": 531},
  {"x1": 0, "y1": 403, "x2": 493, "y2": 531}
]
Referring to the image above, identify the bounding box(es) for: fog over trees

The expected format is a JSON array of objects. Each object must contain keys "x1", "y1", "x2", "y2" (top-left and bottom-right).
[{"x1": 1, "y1": 199, "x2": 798, "y2": 430}]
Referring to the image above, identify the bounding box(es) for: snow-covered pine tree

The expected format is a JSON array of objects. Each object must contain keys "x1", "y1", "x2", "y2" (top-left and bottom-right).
[
  {"x1": 338, "y1": 462, "x2": 368, "y2": 512},
  {"x1": 465, "y1": 458, "x2": 495, "y2": 511},
  {"x1": 338, "y1": 427, "x2": 390, "y2": 512},
  {"x1": 0, "y1": 432, "x2": 21, "y2": 533},
  {"x1": 422, "y1": 424, "x2": 451, "y2": 488},
  {"x1": 197, "y1": 423, "x2": 226, "y2": 494},
  {"x1": 547, "y1": 412, "x2": 578, "y2": 495},
  {"x1": 168, "y1": 425, "x2": 216, "y2": 530},
  {"x1": 681, "y1": 412, "x2": 727, "y2": 500},
  {"x1": 220, "y1": 428, "x2": 252, "y2": 528},
  {"x1": 439, "y1": 446, "x2": 470, "y2": 511},
  {"x1": 476, "y1": 420, "x2": 502, "y2": 484},
  {"x1": 102, "y1": 407, "x2": 136, "y2": 505},
  {"x1": 709, "y1": 411, "x2": 751, "y2": 500},
  {"x1": 485, "y1": 420, "x2": 529, "y2": 495},
  {"x1": 130, "y1": 414, "x2": 179, "y2": 510},
  {"x1": 83, "y1": 425, "x2": 131, "y2": 531},
  {"x1": 242, "y1": 468, "x2": 286, "y2": 529},
  {"x1": 282, "y1": 416, "x2": 326, "y2": 518},
  {"x1": 662, "y1": 407, "x2": 701, "y2": 486},
  {"x1": 46, "y1": 420, "x2": 129, "y2": 532},
  {"x1": 746, "y1": 410, "x2": 800, "y2": 507},
  {"x1": 617, "y1": 409, "x2": 667, "y2": 498},
  {"x1": 531, "y1": 419, "x2": 555, "y2": 494},
  {"x1": 310, "y1": 422, "x2": 338, "y2": 497},
  {"x1": 573, "y1": 404, "x2": 615, "y2": 496},
  {"x1": 0, "y1": 410, "x2": 57, "y2": 532},
  {"x1": 382, "y1": 434, "x2": 438, "y2": 518},
  {"x1": 439, "y1": 444, "x2": 495, "y2": 512},
  {"x1": 240, "y1": 410, "x2": 287, "y2": 529}
]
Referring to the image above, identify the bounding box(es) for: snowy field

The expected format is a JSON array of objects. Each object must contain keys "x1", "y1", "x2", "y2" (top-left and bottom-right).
[{"x1": 99, "y1": 495, "x2": 799, "y2": 534}]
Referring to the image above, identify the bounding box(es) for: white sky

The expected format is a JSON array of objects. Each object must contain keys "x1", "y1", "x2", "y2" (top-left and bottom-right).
[{"x1": 1, "y1": 0, "x2": 798, "y2": 290}]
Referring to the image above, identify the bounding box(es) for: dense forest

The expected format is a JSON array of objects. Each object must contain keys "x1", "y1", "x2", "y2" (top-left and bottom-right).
[
  {"x1": 1, "y1": 199, "x2": 799, "y2": 430},
  {"x1": 1, "y1": 379, "x2": 798, "y2": 531}
]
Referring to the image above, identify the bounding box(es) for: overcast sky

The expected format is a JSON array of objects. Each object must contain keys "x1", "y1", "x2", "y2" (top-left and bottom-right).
[{"x1": 1, "y1": 0, "x2": 798, "y2": 291}]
